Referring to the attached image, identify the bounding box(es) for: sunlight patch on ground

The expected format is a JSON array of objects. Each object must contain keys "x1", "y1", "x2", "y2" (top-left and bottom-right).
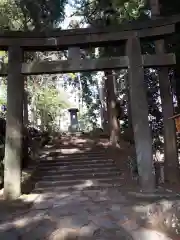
[
  {"x1": 49, "y1": 228, "x2": 79, "y2": 240},
  {"x1": 13, "y1": 216, "x2": 40, "y2": 228},
  {"x1": 132, "y1": 200, "x2": 174, "y2": 217},
  {"x1": 75, "y1": 180, "x2": 95, "y2": 190},
  {"x1": 133, "y1": 228, "x2": 171, "y2": 240},
  {"x1": 60, "y1": 148, "x2": 84, "y2": 154},
  {"x1": 42, "y1": 150, "x2": 51, "y2": 155},
  {"x1": 46, "y1": 145, "x2": 54, "y2": 149},
  {"x1": 19, "y1": 193, "x2": 39, "y2": 203},
  {"x1": 39, "y1": 153, "x2": 49, "y2": 158}
]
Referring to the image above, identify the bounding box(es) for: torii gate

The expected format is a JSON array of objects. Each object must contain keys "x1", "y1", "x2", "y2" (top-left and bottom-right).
[{"x1": 0, "y1": 14, "x2": 180, "y2": 199}]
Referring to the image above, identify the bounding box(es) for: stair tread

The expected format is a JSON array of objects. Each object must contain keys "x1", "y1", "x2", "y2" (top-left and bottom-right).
[
  {"x1": 38, "y1": 162, "x2": 115, "y2": 169},
  {"x1": 39, "y1": 158, "x2": 113, "y2": 164},
  {"x1": 33, "y1": 144, "x2": 121, "y2": 192},
  {"x1": 33, "y1": 184, "x2": 122, "y2": 193},
  {"x1": 35, "y1": 167, "x2": 118, "y2": 174},
  {"x1": 35, "y1": 182, "x2": 122, "y2": 190},
  {"x1": 42, "y1": 152, "x2": 109, "y2": 157},
  {"x1": 36, "y1": 176, "x2": 121, "y2": 184},
  {"x1": 35, "y1": 172, "x2": 121, "y2": 181}
]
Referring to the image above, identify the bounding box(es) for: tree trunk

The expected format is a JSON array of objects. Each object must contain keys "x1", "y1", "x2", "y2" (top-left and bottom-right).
[
  {"x1": 22, "y1": 79, "x2": 29, "y2": 168},
  {"x1": 23, "y1": 79, "x2": 29, "y2": 126},
  {"x1": 4, "y1": 46, "x2": 24, "y2": 200},
  {"x1": 98, "y1": 77, "x2": 108, "y2": 131},
  {"x1": 103, "y1": 82, "x2": 109, "y2": 133},
  {"x1": 40, "y1": 110, "x2": 46, "y2": 131},
  {"x1": 126, "y1": 36, "x2": 155, "y2": 190},
  {"x1": 105, "y1": 71, "x2": 120, "y2": 146},
  {"x1": 31, "y1": 90, "x2": 37, "y2": 127},
  {"x1": 150, "y1": 0, "x2": 179, "y2": 183},
  {"x1": 126, "y1": 74, "x2": 134, "y2": 140}
]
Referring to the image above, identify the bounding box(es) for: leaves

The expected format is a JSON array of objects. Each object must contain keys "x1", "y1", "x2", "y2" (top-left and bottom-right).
[
  {"x1": 0, "y1": 0, "x2": 25, "y2": 30},
  {"x1": 37, "y1": 87, "x2": 70, "y2": 111},
  {"x1": 18, "y1": 0, "x2": 68, "y2": 29},
  {"x1": 73, "y1": 0, "x2": 147, "y2": 26},
  {"x1": 27, "y1": 79, "x2": 69, "y2": 130},
  {"x1": 0, "y1": 1, "x2": 69, "y2": 130},
  {"x1": 0, "y1": 0, "x2": 67, "y2": 30}
]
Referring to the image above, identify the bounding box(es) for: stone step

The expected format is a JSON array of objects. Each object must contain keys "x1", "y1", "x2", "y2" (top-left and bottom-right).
[
  {"x1": 35, "y1": 171, "x2": 121, "y2": 181},
  {"x1": 33, "y1": 184, "x2": 121, "y2": 193},
  {"x1": 35, "y1": 177, "x2": 122, "y2": 190},
  {"x1": 39, "y1": 158, "x2": 114, "y2": 166},
  {"x1": 36, "y1": 167, "x2": 118, "y2": 175},
  {"x1": 42, "y1": 150, "x2": 109, "y2": 156},
  {"x1": 41, "y1": 155, "x2": 110, "y2": 161},
  {"x1": 33, "y1": 140, "x2": 122, "y2": 194},
  {"x1": 41, "y1": 155, "x2": 110, "y2": 162},
  {"x1": 59, "y1": 150, "x2": 108, "y2": 154},
  {"x1": 37, "y1": 162, "x2": 115, "y2": 170}
]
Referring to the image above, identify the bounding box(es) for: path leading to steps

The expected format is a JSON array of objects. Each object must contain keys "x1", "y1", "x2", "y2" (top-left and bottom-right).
[{"x1": 0, "y1": 136, "x2": 179, "y2": 239}]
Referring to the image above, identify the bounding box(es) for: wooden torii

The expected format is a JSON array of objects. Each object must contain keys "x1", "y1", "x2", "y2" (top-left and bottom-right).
[
  {"x1": 0, "y1": 14, "x2": 180, "y2": 199},
  {"x1": 150, "y1": 0, "x2": 179, "y2": 185}
]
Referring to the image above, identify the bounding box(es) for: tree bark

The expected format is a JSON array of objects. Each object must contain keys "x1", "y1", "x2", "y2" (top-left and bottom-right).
[
  {"x1": 22, "y1": 78, "x2": 29, "y2": 169},
  {"x1": 23, "y1": 79, "x2": 29, "y2": 126},
  {"x1": 149, "y1": 0, "x2": 179, "y2": 183},
  {"x1": 4, "y1": 46, "x2": 24, "y2": 200},
  {"x1": 98, "y1": 77, "x2": 108, "y2": 132},
  {"x1": 126, "y1": 35, "x2": 155, "y2": 190},
  {"x1": 105, "y1": 71, "x2": 120, "y2": 146},
  {"x1": 31, "y1": 82, "x2": 37, "y2": 127},
  {"x1": 126, "y1": 74, "x2": 133, "y2": 136},
  {"x1": 99, "y1": 86, "x2": 104, "y2": 128},
  {"x1": 103, "y1": 82, "x2": 109, "y2": 133}
]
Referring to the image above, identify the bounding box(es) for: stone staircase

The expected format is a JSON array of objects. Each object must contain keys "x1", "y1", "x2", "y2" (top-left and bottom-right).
[{"x1": 33, "y1": 137, "x2": 122, "y2": 193}]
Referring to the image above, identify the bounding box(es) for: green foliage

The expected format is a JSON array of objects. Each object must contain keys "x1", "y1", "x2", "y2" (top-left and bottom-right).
[
  {"x1": 80, "y1": 72, "x2": 100, "y2": 128},
  {"x1": 72, "y1": 0, "x2": 172, "y2": 149},
  {"x1": 18, "y1": 0, "x2": 68, "y2": 29},
  {"x1": 73, "y1": 0, "x2": 147, "y2": 26},
  {"x1": 37, "y1": 87, "x2": 69, "y2": 114},
  {"x1": 0, "y1": 0, "x2": 67, "y2": 31},
  {"x1": 0, "y1": 0, "x2": 25, "y2": 30},
  {"x1": 71, "y1": 0, "x2": 149, "y2": 129},
  {"x1": 0, "y1": 0, "x2": 69, "y2": 131},
  {"x1": 34, "y1": 83, "x2": 70, "y2": 130}
]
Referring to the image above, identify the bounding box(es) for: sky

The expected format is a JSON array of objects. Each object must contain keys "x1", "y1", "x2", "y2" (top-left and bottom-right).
[{"x1": 62, "y1": 2, "x2": 81, "y2": 29}]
